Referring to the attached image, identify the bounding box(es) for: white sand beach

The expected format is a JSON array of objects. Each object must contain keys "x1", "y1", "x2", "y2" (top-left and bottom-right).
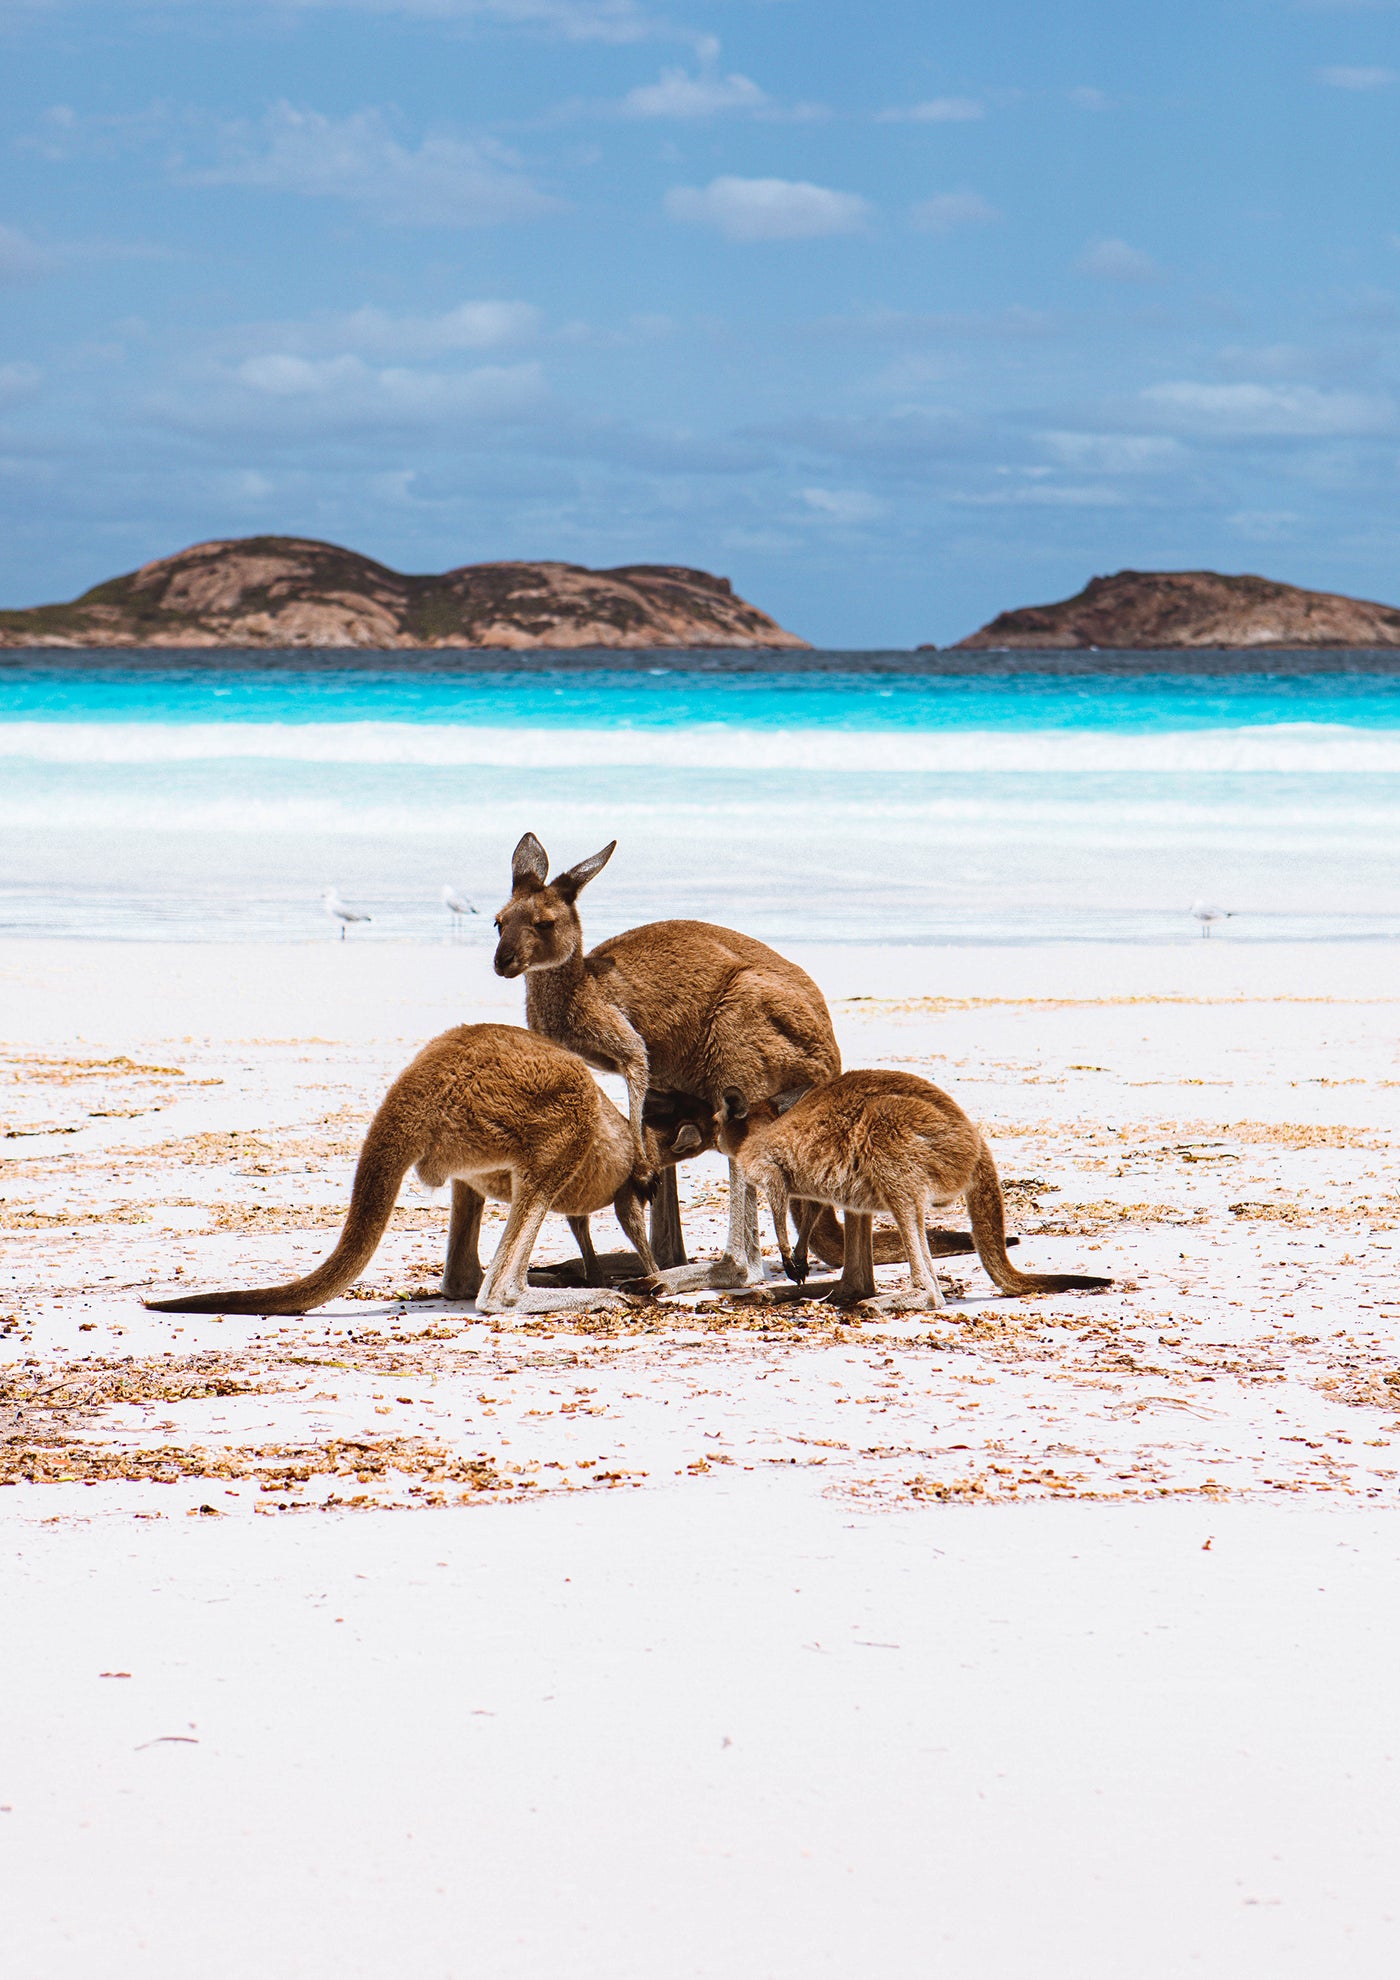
[{"x1": 4, "y1": 934, "x2": 1400, "y2": 1975}]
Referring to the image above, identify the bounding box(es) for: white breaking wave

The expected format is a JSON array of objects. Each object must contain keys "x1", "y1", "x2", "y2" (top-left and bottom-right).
[
  {"x1": 1, "y1": 788, "x2": 1396, "y2": 849},
  {"x1": 4, "y1": 719, "x2": 1400, "y2": 773}
]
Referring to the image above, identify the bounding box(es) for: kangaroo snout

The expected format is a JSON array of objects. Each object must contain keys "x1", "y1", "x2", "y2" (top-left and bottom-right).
[{"x1": 493, "y1": 940, "x2": 525, "y2": 978}]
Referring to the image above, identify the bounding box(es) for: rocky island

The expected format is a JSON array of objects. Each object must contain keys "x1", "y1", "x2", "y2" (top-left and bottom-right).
[
  {"x1": 950, "y1": 568, "x2": 1400, "y2": 650},
  {"x1": 0, "y1": 535, "x2": 807, "y2": 650}
]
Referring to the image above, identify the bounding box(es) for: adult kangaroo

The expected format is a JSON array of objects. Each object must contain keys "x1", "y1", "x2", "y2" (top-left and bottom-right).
[
  {"x1": 717, "y1": 1068, "x2": 1112, "y2": 1309},
  {"x1": 145, "y1": 1024, "x2": 668, "y2": 1317},
  {"x1": 493, "y1": 832, "x2": 843, "y2": 1290}
]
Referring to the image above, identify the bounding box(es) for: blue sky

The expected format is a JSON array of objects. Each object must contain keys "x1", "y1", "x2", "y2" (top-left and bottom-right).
[{"x1": 2, "y1": 0, "x2": 1398, "y2": 645}]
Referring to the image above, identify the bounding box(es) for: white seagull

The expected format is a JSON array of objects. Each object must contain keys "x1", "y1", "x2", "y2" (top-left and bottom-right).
[
  {"x1": 442, "y1": 884, "x2": 478, "y2": 928},
  {"x1": 322, "y1": 888, "x2": 371, "y2": 940},
  {"x1": 1190, "y1": 899, "x2": 1233, "y2": 939}
]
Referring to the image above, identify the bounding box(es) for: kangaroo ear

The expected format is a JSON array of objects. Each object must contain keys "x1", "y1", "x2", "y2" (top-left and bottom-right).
[
  {"x1": 772, "y1": 1086, "x2": 809, "y2": 1117},
  {"x1": 511, "y1": 832, "x2": 549, "y2": 889},
  {"x1": 721, "y1": 1087, "x2": 748, "y2": 1122},
  {"x1": 554, "y1": 839, "x2": 616, "y2": 903},
  {"x1": 672, "y1": 1121, "x2": 704, "y2": 1156}
]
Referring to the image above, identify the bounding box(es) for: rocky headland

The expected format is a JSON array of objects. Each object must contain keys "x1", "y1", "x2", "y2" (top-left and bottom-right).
[
  {"x1": 0, "y1": 536, "x2": 807, "y2": 650},
  {"x1": 950, "y1": 568, "x2": 1400, "y2": 650}
]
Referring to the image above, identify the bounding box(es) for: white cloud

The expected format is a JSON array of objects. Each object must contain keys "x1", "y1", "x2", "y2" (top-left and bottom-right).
[
  {"x1": 236, "y1": 354, "x2": 367, "y2": 394},
  {"x1": 820, "y1": 304, "x2": 1056, "y2": 343},
  {"x1": 185, "y1": 103, "x2": 555, "y2": 227},
  {"x1": 1068, "y1": 86, "x2": 1109, "y2": 110},
  {"x1": 1140, "y1": 380, "x2": 1394, "y2": 437},
  {"x1": 0, "y1": 223, "x2": 57, "y2": 282},
  {"x1": 1318, "y1": 64, "x2": 1396, "y2": 88},
  {"x1": 418, "y1": 0, "x2": 648, "y2": 36},
  {"x1": 877, "y1": 97, "x2": 984, "y2": 123},
  {"x1": 20, "y1": 101, "x2": 174, "y2": 164},
  {"x1": 1214, "y1": 342, "x2": 1316, "y2": 379},
  {"x1": 1040, "y1": 431, "x2": 1185, "y2": 473},
  {"x1": 0, "y1": 361, "x2": 43, "y2": 399},
  {"x1": 91, "y1": 0, "x2": 655, "y2": 40},
  {"x1": 1228, "y1": 510, "x2": 1301, "y2": 540},
  {"x1": 909, "y1": 190, "x2": 999, "y2": 234},
  {"x1": 1075, "y1": 236, "x2": 1162, "y2": 283},
  {"x1": 799, "y1": 487, "x2": 882, "y2": 521},
  {"x1": 755, "y1": 406, "x2": 971, "y2": 464},
  {"x1": 956, "y1": 482, "x2": 1126, "y2": 508},
  {"x1": 866, "y1": 352, "x2": 952, "y2": 394},
  {"x1": 148, "y1": 351, "x2": 549, "y2": 434},
  {"x1": 230, "y1": 353, "x2": 545, "y2": 418},
  {"x1": 622, "y1": 65, "x2": 768, "y2": 118},
  {"x1": 665, "y1": 176, "x2": 871, "y2": 241},
  {"x1": 287, "y1": 301, "x2": 542, "y2": 357}
]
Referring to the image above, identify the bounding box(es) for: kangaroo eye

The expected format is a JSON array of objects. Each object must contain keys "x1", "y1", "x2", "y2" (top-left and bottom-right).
[{"x1": 533, "y1": 919, "x2": 553, "y2": 932}]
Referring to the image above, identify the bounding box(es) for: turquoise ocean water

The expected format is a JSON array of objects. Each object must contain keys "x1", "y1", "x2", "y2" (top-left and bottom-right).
[{"x1": 3, "y1": 649, "x2": 1400, "y2": 944}]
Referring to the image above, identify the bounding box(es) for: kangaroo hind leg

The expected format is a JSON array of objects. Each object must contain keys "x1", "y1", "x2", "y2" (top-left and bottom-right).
[
  {"x1": 567, "y1": 1215, "x2": 599, "y2": 1283},
  {"x1": 822, "y1": 1209, "x2": 876, "y2": 1307},
  {"x1": 477, "y1": 1189, "x2": 551, "y2": 1312},
  {"x1": 884, "y1": 1194, "x2": 946, "y2": 1310},
  {"x1": 442, "y1": 1182, "x2": 486, "y2": 1300},
  {"x1": 612, "y1": 1186, "x2": 659, "y2": 1277},
  {"x1": 649, "y1": 1167, "x2": 687, "y2": 1269},
  {"x1": 478, "y1": 1197, "x2": 625, "y2": 1313}
]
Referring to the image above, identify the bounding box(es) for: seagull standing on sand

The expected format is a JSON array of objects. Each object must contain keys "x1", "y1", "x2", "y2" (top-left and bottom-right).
[
  {"x1": 1190, "y1": 900, "x2": 1233, "y2": 939},
  {"x1": 442, "y1": 884, "x2": 478, "y2": 932},
  {"x1": 322, "y1": 888, "x2": 371, "y2": 940}
]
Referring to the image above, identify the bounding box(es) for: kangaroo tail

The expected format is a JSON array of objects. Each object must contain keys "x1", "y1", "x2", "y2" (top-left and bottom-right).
[
  {"x1": 145, "y1": 1106, "x2": 419, "y2": 1316},
  {"x1": 966, "y1": 1139, "x2": 1111, "y2": 1295}
]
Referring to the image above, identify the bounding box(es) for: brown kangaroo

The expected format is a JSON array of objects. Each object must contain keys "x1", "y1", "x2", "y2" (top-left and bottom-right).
[
  {"x1": 494, "y1": 833, "x2": 845, "y2": 1290},
  {"x1": 716, "y1": 1069, "x2": 1112, "y2": 1309},
  {"x1": 144, "y1": 1023, "x2": 670, "y2": 1317},
  {"x1": 492, "y1": 832, "x2": 989, "y2": 1286}
]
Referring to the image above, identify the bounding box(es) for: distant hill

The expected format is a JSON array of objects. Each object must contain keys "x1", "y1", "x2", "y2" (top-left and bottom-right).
[
  {"x1": 0, "y1": 536, "x2": 808, "y2": 650},
  {"x1": 949, "y1": 569, "x2": 1400, "y2": 650}
]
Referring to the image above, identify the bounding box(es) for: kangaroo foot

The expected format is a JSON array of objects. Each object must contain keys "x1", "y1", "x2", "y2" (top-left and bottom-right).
[
  {"x1": 625, "y1": 1254, "x2": 759, "y2": 1297},
  {"x1": 480, "y1": 1285, "x2": 627, "y2": 1316},
  {"x1": 527, "y1": 1258, "x2": 588, "y2": 1287},
  {"x1": 818, "y1": 1287, "x2": 877, "y2": 1313},
  {"x1": 725, "y1": 1277, "x2": 844, "y2": 1306},
  {"x1": 863, "y1": 1287, "x2": 949, "y2": 1315},
  {"x1": 531, "y1": 1250, "x2": 652, "y2": 1289}
]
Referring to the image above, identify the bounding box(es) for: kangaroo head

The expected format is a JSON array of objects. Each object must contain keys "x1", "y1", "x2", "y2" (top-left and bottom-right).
[
  {"x1": 716, "y1": 1086, "x2": 803, "y2": 1156},
  {"x1": 493, "y1": 832, "x2": 616, "y2": 979},
  {"x1": 715, "y1": 1086, "x2": 755, "y2": 1155}
]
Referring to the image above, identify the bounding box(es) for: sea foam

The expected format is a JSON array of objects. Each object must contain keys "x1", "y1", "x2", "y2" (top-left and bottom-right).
[{"x1": 4, "y1": 719, "x2": 1400, "y2": 773}]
